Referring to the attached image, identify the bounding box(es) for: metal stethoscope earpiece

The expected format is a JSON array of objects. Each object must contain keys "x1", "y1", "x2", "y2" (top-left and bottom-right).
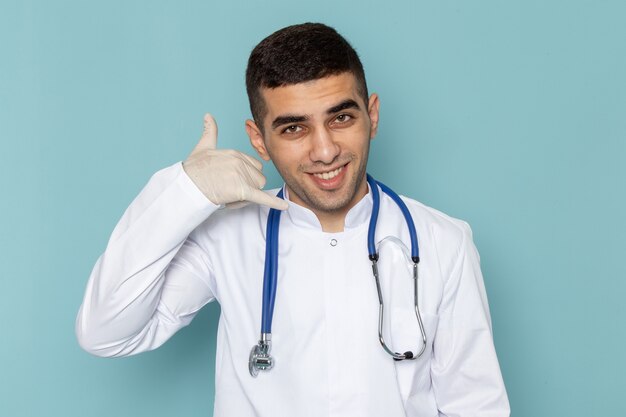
[{"x1": 370, "y1": 237, "x2": 427, "y2": 361}]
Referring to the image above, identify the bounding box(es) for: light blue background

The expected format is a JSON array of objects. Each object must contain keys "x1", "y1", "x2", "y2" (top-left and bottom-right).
[{"x1": 1, "y1": 0, "x2": 624, "y2": 416}]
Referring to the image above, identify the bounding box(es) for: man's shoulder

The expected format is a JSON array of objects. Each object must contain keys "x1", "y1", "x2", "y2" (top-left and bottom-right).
[
  {"x1": 397, "y1": 194, "x2": 473, "y2": 243},
  {"x1": 395, "y1": 195, "x2": 478, "y2": 279}
]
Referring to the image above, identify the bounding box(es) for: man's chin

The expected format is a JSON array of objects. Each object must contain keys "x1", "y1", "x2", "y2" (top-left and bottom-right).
[{"x1": 301, "y1": 187, "x2": 361, "y2": 214}]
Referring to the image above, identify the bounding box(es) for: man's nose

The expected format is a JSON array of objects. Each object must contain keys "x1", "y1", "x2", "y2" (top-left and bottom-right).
[{"x1": 309, "y1": 127, "x2": 340, "y2": 164}]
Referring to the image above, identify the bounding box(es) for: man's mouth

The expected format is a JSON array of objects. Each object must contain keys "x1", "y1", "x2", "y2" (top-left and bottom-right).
[
  {"x1": 312, "y1": 166, "x2": 344, "y2": 180},
  {"x1": 308, "y1": 162, "x2": 350, "y2": 190}
]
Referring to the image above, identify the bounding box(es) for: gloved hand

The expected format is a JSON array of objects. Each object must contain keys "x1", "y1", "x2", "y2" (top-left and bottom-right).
[{"x1": 183, "y1": 113, "x2": 288, "y2": 210}]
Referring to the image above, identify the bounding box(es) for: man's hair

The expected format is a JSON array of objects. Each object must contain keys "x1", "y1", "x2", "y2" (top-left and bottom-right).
[{"x1": 246, "y1": 22, "x2": 369, "y2": 130}]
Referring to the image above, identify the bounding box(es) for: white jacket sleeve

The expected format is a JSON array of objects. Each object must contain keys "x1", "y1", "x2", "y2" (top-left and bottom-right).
[
  {"x1": 75, "y1": 162, "x2": 220, "y2": 358},
  {"x1": 431, "y1": 222, "x2": 510, "y2": 416}
]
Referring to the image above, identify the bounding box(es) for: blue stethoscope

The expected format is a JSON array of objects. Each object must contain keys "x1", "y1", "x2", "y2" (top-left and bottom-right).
[{"x1": 249, "y1": 174, "x2": 427, "y2": 377}]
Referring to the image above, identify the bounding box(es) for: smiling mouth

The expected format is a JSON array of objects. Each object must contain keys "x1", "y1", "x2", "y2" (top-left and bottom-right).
[{"x1": 312, "y1": 165, "x2": 345, "y2": 180}]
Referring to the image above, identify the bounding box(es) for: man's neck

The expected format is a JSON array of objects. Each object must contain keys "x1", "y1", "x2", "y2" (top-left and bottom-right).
[
  {"x1": 284, "y1": 175, "x2": 369, "y2": 233},
  {"x1": 317, "y1": 211, "x2": 347, "y2": 233}
]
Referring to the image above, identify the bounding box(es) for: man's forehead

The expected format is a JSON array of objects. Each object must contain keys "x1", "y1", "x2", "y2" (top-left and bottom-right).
[{"x1": 260, "y1": 73, "x2": 363, "y2": 115}]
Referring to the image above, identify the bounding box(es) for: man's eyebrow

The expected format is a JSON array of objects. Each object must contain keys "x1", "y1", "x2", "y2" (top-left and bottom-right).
[
  {"x1": 270, "y1": 99, "x2": 361, "y2": 130},
  {"x1": 327, "y1": 99, "x2": 361, "y2": 114},
  {"x1": 271, "y1": 115, "x2": 308, "y2": 130}
]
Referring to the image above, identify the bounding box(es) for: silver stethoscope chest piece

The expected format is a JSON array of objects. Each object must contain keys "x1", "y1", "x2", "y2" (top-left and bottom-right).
[
  {"x1": 249, "y1": 337, "x2": 273, "y2": 377},
  {"x1": 248, "y1": 174, "x2": 427, "y2": 377}
]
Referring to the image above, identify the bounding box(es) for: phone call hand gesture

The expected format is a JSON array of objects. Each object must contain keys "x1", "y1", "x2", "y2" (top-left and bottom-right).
[{"x1": 183, "y1": 113, "x2": 288, "y2": 210}]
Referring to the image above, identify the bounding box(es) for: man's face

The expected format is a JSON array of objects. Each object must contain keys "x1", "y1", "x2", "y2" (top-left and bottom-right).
[{"x1": 246, "y1": 73, "x2": 380, "y2": 218}]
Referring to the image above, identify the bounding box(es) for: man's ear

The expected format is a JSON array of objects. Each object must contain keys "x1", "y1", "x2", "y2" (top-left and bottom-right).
[
  {"x1": 246, "y1": 119, "x2": 271, "y2": 161},
  {"x1": 367, "y1": 93, "x2": 380, "y2": 140}
]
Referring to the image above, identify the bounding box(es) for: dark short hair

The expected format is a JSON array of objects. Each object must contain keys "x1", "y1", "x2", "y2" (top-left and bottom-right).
[{"x1": 245, "y1": 22, "x2": 369, "y2": 130}]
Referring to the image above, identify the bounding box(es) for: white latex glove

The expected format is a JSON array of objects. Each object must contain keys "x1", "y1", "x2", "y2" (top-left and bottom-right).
[{"x1": 183, "y1": 113, "x2": 288, "y2": 210}]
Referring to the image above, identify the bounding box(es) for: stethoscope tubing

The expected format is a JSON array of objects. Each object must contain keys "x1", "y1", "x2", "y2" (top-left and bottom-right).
[
  {"x1": 261, "y1": 189, "x2": 284, "y2": 335},
  {"x1": 367, "y1": 174, "x2": 419, "y2": 263}
]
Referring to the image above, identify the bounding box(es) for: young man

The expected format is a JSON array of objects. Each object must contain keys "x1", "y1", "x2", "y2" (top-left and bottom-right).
[{"x1": 76, "y1": 23, "x2": 510, "y2": 416}]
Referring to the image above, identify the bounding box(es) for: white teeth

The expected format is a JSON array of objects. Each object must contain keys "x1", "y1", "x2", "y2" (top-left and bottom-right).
[{"x1": 314, "y1": 166, "x2": 343, "y2": 180}]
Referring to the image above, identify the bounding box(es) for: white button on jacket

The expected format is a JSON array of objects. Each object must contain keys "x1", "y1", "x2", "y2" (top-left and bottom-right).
[{"x1": 76, "y1": 162, "x2": 510, "y2": 417}]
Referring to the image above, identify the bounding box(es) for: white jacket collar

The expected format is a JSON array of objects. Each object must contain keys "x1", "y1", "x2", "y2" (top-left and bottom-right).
[{"x1": 281, "y1": 183, "x2": 373, "y2": 231}]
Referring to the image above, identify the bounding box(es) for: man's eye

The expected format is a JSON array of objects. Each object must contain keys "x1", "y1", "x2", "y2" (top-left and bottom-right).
[
  {"x1": 282, "y1": 125, "x2": 302, "y2": 134},
  {"x1": 335, "y1": 114, "x2": 352, "y2": 123}
]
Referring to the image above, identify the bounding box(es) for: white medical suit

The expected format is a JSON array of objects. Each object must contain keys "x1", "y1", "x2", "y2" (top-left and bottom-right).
[{"x1": 76, "y1": 161, "x2": 510, "y2": 417}]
